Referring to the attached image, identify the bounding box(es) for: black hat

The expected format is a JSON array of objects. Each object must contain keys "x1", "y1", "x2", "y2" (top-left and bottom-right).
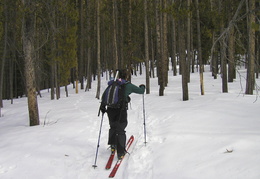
[{"x1": 118, "y1": 69, "x2": 127, "y2": 79}]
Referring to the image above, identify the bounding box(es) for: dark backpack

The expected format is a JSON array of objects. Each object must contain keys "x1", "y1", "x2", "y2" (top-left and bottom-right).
[{"x1": 101, "y1": 79, "x2": 126, "y2": 109}]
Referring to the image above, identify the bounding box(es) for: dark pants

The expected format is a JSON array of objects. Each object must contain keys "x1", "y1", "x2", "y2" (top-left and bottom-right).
[{"x1": 107, "y1": 107, "x2": 128, "y2": 154}]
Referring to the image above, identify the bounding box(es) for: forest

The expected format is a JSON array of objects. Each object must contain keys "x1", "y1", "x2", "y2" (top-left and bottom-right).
[{"x1": 0, "y1": 0, "x2": 259, "y2": 126}]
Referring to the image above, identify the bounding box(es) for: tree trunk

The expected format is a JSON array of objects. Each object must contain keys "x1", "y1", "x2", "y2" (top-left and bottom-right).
[
  {"x1": 156, "y1": 0, "x2": 163, "y2": 96},
  {"x1": 79, "y1": 0, "x2": 84, "y2": 90},
  {"x1": 195, "y1": 0, "x2": 205, "y2": 95},
  {"x1": 85, "y1": 0, "x2": 92, "y2": 91},
  {"x1": 210, "y1": 0, "x2": 217, "y2": 79},
  {"x1": 187, "y1": 0, "x2": 191, "y2": 83},
  {"x1": 221, "y1": 39, "x2": 228, "y2": 93},
  {"x1": 256, "y1": 34, "x2": 259, "y2": 79},
  {"x1": 127, "y1": 0, "x2": 133, "y2": 81},
  {"x1": 211, "y1": 31, "x2": 218, "y2": 79},
  {"x1": 144, "y1": 0, "x2": 150, "y2": 94},
  {"x1": 245, "y1": 0, "x2": 255, "y2": 95},
  {"x1": 55, "y1": 61, "x2": 60, "y2": 99},
  {"x1": 119, "y1": 0, "x2": 125, "y2": 69},
  {"x1": 178, "y1": 19, "x2": 189, "y2": 101},
  {"x1": 220, "y1": 23, "x2": 228, "y2": 93},
  {"x1": 48, "y1": 4, "x2": 56, "y2": 100},
  {"x1": 228, "y1": 25, "x2": 235, "y2": 82},
  {"x1": 22, "y1": 0, "x2": 39, "y2": 126},
  {"x1": 0, "y1": 0, "x2": 8, "y2": 115},
  {"x1": 96, "y1": 0, "x2": 101, "y2": 99},
  {"x1": 112, "y1": 0, "x2": 119, "y2": 70},
  {"x1": 162, "y1": 0, "x2": 168, "y2": 87},
  {"x1": 150, "y1": 29, "x2": 155, "y2": 78},
  {"x1": 171, "y1": 14, "x2": 177, "y2": 76}
]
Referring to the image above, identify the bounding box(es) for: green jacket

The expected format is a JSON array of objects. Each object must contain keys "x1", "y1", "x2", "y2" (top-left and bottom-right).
[{"x1": 124, "y1": 82, "x2": 145, "y2": 102}]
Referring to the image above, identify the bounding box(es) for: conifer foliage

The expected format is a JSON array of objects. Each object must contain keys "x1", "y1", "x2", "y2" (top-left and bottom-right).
[{"x1": 0, "y1": 0, "x2": 259, "y2": 124}]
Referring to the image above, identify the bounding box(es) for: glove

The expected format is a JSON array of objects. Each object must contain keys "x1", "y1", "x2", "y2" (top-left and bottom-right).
[
  {"x1": 100, "y1": 104, "x2": 107, "y2": 114},
  {"x1": 139, "y1": 84, "x2": 145, "y2": 89},
  {"x1": 127, "y1": 96, "x2": 131, "y2": 103}
]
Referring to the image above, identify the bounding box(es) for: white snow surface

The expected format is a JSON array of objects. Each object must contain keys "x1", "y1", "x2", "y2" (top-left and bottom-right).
[{"x1": 0, "y1": 66, "x2": 260, "y2": 179}]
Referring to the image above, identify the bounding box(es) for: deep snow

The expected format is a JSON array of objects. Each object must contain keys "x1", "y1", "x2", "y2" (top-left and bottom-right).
[{"x1": 0, "y1": 66, "x2": 260, "y2": 179}]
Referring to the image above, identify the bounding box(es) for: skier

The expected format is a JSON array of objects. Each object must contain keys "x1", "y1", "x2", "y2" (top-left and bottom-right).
[{"x1": 100, "y1": 69, "x2": 145, "y2": 159}]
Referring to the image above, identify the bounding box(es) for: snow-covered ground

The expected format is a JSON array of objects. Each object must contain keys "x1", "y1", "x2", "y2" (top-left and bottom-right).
[{"x1": 0, "y1": 66, "x2": 260, "y2": 179}]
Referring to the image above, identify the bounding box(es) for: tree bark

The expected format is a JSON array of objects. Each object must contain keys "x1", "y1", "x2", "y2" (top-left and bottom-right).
[
  {"x1": 79, "y1": 0, "x2": 84, "y2": 90},
  {"x1": 187, "y1": 0, "x2": 191, "y2": 83},
  {"x1": 228, "y1": 25, "x2": 235, "y2": 82},
  {"x1": 245, "y1": 0, "x2": 255, "y2": 95},
  {"x1": 178, "y1": 19, "x2": 189, "y2": 101},
  {"x1": 22, "y1": 0, "x2": 39, "y2": 126},
  {"x1": 144, "y1": 0, "x2": 150, "y2": 94},
  {"x1": 0, "y1": 0, "x2": 8, "y2": 111},
  {"x1": 112, "y1": 0, "x2": 119, "y2": 70},
  {"x1": 162, "y1": 0, "x2": 168, "y2": 87},
  {"x1": 171, "y1": 15, "x2": 177, "y2": 76},
  {"x1": 156, "y1": 0, "x2": 163, "y2": 96},
  {"x1": 85, "y1": 0, "x2": 92, "y2": 91},
  {"x1": 195, "y1": 0, "x2": 205, "y2": 95},
  {"x1": 96, "y1": 0, "x2": 101, "y2": 99},
  {"x1": 220, "y1": 25, "x2": 228, "y2": 93}
]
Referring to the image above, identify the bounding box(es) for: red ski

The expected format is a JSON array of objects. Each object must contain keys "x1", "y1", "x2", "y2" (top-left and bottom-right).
[
  {"x1": 108, "y1": 135, "x2": 134, "y2": 178},
  {"x1": 105, "y1": 151, "x2": 116, "y2": 170}
]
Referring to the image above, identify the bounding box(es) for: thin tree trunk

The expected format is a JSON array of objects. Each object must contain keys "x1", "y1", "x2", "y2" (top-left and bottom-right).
[
  {"x1": 156, "y1": 0, "x2": 163, "y2": 96},
  {"x1": 187, "y1": 0, "x2": 191, "y2": 83},
  {"x1": 228, "y1": 25, "x2": 235, "y2": 82},
  {"x1": 55, "y1": 61, "x2": 60, "y2": 99},
  {"x1": 150, "y1": 29, "x2": 155, "y2": 78},
  {"x1": 162, "y1": 0, "x2": 168, "y2": 87},
  {"x1": 96, "y1": 0, "x2": 101, "y2": 99},
  {"x1": 171, "y1": 16, "x2": 177, "y2": 76},
  {"x1": 119, "y1": 0, "x2": 125, "y2": 69},
  {"x1": 127, "y1": 0, "x2": 133, "y2": 81},
  {"x1": 144, "y1": 0, "x2": 150, "y2": 94},
  {"x1": 0, "y1": 0, "x2": 8, "y2": 113},
  {"x1": 220, "y1": 25, "x2": 228, "y2": 93},
  {"x1": 112, "y1": 0, "x2": 119, "y2": 70},
  {"x1": 195, "y1": 0, "x2": 205, "y2": 95},
  {"x1": 49, "y1": 5, "x2": 56, "y2": 100},
  {"x1": 256, "y1": 34, "x2": 259, "y2": 79},
  {"x1": 85, "y1": 0, "x2": 92, "y2": 91},
  {"x1": 79, "y1": 0, "x2": 84, "y2": 89}
]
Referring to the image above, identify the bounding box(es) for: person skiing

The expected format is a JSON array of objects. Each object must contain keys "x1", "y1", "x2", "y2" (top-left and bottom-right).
[{"x1": 100, "y1": 69, "x2": 145, "y2": 159}]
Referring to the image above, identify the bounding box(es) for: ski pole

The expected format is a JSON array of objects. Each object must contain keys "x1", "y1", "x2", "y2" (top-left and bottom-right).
[
  {"x1": 142, "y1": 94, "x2": 147, "y2": 146},
  {"x1": 114, "y1": 70, "x2": 119, "y2": 81},
  {"x1": 92, "y1": 113, "x2": 104, "y2": 168}
]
